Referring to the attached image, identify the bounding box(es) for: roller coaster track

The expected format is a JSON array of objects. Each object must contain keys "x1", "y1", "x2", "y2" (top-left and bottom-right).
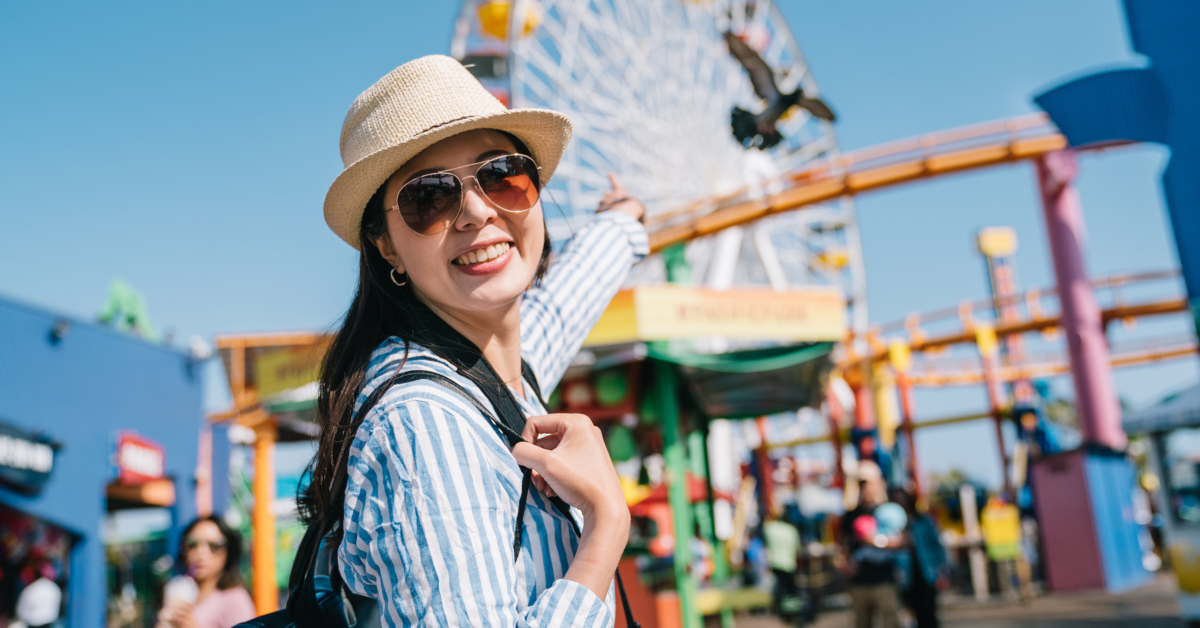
[
  {"x1": 842, "y1": 269, "x2": 1195, "y2": 386},
  {"x1": 646, "y1": 113, "x2": 1073, "y2": 252}
]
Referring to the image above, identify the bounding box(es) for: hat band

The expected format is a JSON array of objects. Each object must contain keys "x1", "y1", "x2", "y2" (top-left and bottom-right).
[{"x1": 420, "y1": 115, "x2": 477, "y2": 135}]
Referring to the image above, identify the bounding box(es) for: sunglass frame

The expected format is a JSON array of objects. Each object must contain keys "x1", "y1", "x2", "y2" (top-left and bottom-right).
[{"x1": 386, "y1": 154, "x2": 543, "y2": 236}]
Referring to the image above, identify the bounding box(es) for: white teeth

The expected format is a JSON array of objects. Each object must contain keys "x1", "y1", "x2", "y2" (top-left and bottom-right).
[{"x1": 454, "y1": 242, "x2": 511, "y2": 266}]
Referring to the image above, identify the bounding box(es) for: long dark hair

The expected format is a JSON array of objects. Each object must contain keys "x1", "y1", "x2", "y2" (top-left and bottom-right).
[
  {"x1": 298, "y1": 132, "x2": 551, "y2": 528},
  {"x1": 177, "y1": 515, "x2": 244, "y2": 590}
]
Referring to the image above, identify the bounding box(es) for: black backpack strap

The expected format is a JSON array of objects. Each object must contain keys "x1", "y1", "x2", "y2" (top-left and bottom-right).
[
  {"x1": 386, "y1": 369, "x2": 639, "y2": 626},
  {"x1": 284, "y1": 370, "x2": 534, "y2": 628},
  {"x1": 521, "y1": 359, "x2": 544, "y2": 406},
  {"x1": 399, "y1": 303, "x2": 640, "y2": 627},
  {"x1": 344, "y1": 370, "x2": 533, "y2": 556},
  {"x1": 519, "y1": 366, "x2": 641, "y2": 628}
]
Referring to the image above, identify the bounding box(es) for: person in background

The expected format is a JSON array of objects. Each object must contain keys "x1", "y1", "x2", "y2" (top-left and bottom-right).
[
  {"x1": 156, "y1": 516, "x2": 256, "y2": 628},
  {"x1": 763, "y1": 507, "x2": 803, "y2": 625},
  {"x1": 13, "y1": 560, "x2": 61, "y2": 628},
  {"x1": 892, "y1": 489, "x2": 949, "y2": 628},
  {"x1": 743, "y1": 533, "x2": 768, "y2": 587},
  {"x1": 839, "y1": 464, "x2": 900, "y2": 628}
]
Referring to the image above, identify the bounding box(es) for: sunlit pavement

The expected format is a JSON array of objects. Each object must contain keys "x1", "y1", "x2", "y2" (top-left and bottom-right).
[{"x1": 731, "y1": 573, "x2": 1183, "y2": 628}]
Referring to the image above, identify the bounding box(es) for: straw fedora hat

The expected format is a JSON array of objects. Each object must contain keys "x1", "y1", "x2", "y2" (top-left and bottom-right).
[{"x1": 324, "y1": 55, "x2": 573, "y2": 249}]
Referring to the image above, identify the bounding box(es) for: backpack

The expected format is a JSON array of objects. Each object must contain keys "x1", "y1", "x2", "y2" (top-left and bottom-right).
[{"x1": 236, "y1": 363, "x2": 640, "y2": 628}]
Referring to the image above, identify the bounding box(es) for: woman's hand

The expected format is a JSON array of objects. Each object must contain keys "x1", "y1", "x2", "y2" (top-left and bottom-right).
[
  {"x1": 156, "y1": 601, "x2": 197, "y2": 628},
  {"x1": 596, "y1": 172, "x2": 645, "y2": 222},
  {"x1": 512, "y1": 413, "x2": 630, "y2": 598},
  {"x1": 512, "y1": 413, "x2": 627, "y2": 526}
]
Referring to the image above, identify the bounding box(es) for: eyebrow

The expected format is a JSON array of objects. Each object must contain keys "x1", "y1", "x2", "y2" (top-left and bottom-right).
[{"x1": 403, "y1": 149, "x2": 514, "y2": 182}]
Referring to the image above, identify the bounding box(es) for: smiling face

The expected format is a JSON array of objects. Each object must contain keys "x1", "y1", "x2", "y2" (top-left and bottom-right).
[{"x1": 373, "y1": 129, "x2": 545, "y2": 320}]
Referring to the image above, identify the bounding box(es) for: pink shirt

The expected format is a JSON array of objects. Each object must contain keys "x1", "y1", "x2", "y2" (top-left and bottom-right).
[{"x1": 192, "y1": 587, "x2": 257, "y2": 628}]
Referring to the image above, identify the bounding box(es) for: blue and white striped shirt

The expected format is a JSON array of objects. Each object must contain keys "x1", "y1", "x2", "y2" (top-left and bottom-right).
[{"x1": 339, "y1": 212, "x2": 649, "y2": 627}]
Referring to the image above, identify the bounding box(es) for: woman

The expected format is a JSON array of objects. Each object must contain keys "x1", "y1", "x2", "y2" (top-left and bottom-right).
[
  {"x1": 305, "y1": 55, "x2": 646, "y2": 627},
  {"x1": 157, "y1": 516, "x2": 256, "y2": 628},
  {"x1": 892, "y1": 489, "x2": 948, "y2": 628}
]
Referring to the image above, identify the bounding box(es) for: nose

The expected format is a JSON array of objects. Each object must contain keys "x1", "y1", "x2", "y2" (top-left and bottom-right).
[{"x1": 454, "y1": 177, "x2": 500, "y2": 231}]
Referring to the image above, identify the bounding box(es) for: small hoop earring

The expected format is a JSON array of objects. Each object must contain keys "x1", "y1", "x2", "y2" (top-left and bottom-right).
[{"x1": 390, "y1": 268, "x2": 408, "y2": 287}]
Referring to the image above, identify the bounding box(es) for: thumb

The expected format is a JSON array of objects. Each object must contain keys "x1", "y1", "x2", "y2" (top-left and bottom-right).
[{"x1": 511, "y1": 441, "x2": 551, "y2": 472}]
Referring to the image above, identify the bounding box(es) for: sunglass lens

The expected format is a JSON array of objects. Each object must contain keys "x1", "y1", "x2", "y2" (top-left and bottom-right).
[
  {"x1": 397, "y1": 173, "x2": 461, "y2": 235},
  {"x1": 478, "y1": 155, "x2": 540, "y2": 212},
  {"x1": 185, "y1": 539, "x2": 226, "y2": 552}
]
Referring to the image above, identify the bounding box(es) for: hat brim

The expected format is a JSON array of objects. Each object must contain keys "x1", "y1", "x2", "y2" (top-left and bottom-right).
[{"x1": 324, "y1": 108, "x2": 573, "y2": 250}]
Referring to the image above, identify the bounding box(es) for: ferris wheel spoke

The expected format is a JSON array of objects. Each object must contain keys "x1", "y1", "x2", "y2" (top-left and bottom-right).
[{"x1": 453, "y1": 0, "x2": 863, "y2": 303}]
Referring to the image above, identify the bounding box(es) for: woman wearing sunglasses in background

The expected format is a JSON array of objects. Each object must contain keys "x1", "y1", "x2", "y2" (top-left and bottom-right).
[
  {"x1": 305, "y1": 56, "x2": 647, "y2": 627},
  {"x1": 157, "y1": 516, "x2": 255, "y2": 628}
]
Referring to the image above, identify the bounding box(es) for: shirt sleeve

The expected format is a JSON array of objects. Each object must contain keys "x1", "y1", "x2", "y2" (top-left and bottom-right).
[
  {"x1": 339, "y1": 396, "x2": 614, "y2": 627},
  {"x1": 521, "y1": 211, "x2": 649, "y2": 392}
]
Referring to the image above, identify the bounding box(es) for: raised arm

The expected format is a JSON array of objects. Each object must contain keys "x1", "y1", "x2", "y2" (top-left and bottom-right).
[
  {"x1": 339, "y1": 394, "x2": 613, "y2": 627},
  {"x1": 521, "y1": 209, "x2": 648, "y2": 392}
]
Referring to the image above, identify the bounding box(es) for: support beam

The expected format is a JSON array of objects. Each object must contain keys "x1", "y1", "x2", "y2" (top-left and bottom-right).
[
  {"x1": 655, "y1": 361, "x2": 700, "y2": 628},
  {"x1": 825, "y1": 387, "x2": 846, "y2": 488},
  {"x1": 896, "y1": 374, "x2": 922, "y2": 499},
  {"x1": 980, "y1": 346, "x2": 1013, "y2": 496},
  {"x1": 1036, "y1": 151, "x2": 1126, "y2": 450},
  {"x1": 252, "y1": 421, "x2": 278, "y2": 614}
]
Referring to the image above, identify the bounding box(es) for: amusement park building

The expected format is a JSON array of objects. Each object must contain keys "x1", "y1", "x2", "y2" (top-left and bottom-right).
[{"x1": 0, "y1": 294, "x2": 203, "y2": 628}]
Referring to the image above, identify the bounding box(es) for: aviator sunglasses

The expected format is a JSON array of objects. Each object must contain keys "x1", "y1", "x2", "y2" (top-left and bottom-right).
[{"x1": 387, "y1": 154, "x2": 542, "y2": 236}]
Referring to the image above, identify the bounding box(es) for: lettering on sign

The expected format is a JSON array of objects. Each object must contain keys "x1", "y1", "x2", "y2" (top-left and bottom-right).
[
  {"x1": 585, "y1": 286, "x2": 847, "y2": 346},
  {"x1": 0, "y1": 420, "x2": 59, "y2": 495},
  {"x1": 120, "y1": 441, "x2": 164, "y2": 479},
  {"x1": 0, "y1": 435, "x2": 54, "y2": 473},
  {"x1": 675, "y1": 301, "x2": 812, "y2": 324},
  {"x1": 116, "y1": 432, "x2": 167, "y2": 485}
]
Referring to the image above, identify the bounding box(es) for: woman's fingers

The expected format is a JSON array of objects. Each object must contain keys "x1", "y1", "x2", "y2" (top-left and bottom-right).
[
  {"x1": 596, "y1": 172, "x2": 644, "y2": 221},
  {"x1": 531, "y1": 472, "x2": 557, "y2": 498},
  {"x1": 534, "y1": 432, "x2": 563, "y2": 450},
  {"x1": 520, "y1": 413, "x2": 579, "y2": 443},
  {"x1": 511, "y1": 412, "x2": 625, "y2": 520},
  {"x1": 521, "y1": 413, "x2": 593, "y2": 444},
  {"x1": 608, "y1": 171, "x2": 625, "y2": 194},
  {"x1": 511, "y1": 441, "x2": 551, "y2": 471}
]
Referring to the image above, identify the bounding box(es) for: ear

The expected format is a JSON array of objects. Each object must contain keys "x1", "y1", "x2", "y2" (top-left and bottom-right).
[{"x1": 371, "y1": 232, "x2": 406, "y2": 274}]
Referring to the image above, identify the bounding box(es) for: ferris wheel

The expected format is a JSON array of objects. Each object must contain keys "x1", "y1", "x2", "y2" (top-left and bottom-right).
[{"x1": 451, "y1": 0, "x2": 868, "y2": 333}]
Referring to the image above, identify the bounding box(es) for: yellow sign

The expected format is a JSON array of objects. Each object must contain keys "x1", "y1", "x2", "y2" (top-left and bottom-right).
[
  {"x1": 584, "y1": 286, "x2": 846, "y2": 347},
  {"x1": 254, "y1": 341, "x2": 330, "y2": 399},
  {"x1": 872, "y1": 361, "x2": 899, "y2": 448},
  {"x1": 981, "y1": 498, "x2": 1021, "y2": 561},
  {"x1": 975, "y1": 323, "x2": 999, "y2": 358},
  {"x1": 976, "y1": 226, "x2": 1018, "y2": 258},
  {"x1": 888, "y1": 340, "x2": 912, "y2": 374}
]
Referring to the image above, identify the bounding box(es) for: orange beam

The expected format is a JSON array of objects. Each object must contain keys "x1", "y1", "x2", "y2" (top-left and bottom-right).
[
  {"x1": 871, "y1": 269, "x2": 1181, "y2": 336},
  {"x1": 767, "y1": 410, "x2": 996, "y2": 450},
  {"x1": 214, "y1": 332, "x2": 327, "y2": 349},
  {"x1": 849, "y1": 298, "x2": 1188, "y2": 367},
  {"x1": 907, "y1": 342, "x2": 1198, "y2": 387},
  {"x1": 251, "y1": 421, "x2": 278, "y2": 614},
  {"x1": 647, "y1": 114, "x2": 1071, "y2": 253},
  {"x1": 107, "y1": 479, "x2": 177, "y2": 507}
]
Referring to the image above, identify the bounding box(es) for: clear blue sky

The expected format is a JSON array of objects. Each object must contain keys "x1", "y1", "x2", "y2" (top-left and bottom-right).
[{"x1": 2, "y1": 1, "x2": 1195, "y2": 486}]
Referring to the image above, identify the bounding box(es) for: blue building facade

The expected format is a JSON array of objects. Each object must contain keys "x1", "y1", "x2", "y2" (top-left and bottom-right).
[{"x1": 0, "y1": 295, "x2": 203, "y2": 627}]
